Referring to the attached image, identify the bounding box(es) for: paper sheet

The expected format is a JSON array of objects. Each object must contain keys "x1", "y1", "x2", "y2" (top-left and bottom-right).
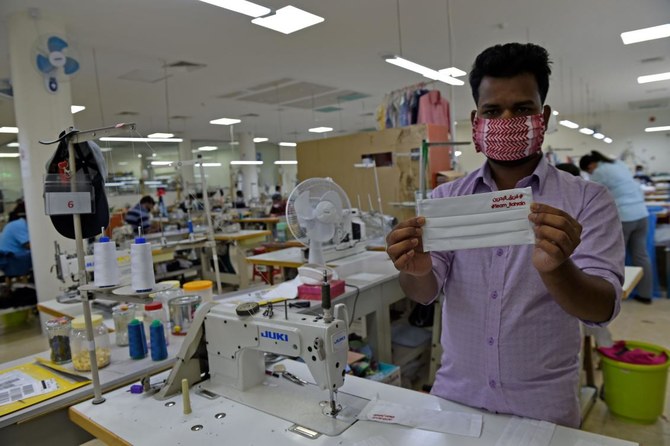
[
  {"x1": 358, "y1": 398, "x2": 482, "y2": 438},
  {"x1": 494, "y1": 417, "x2": 556, "y2": 446},
  {"x1": 0, "y1": 371, "x2": 57, "y2": 407}
]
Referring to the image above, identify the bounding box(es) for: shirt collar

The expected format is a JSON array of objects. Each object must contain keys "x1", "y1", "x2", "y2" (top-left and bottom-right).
[{"x1": 475, "y1": 153, "x2": 548, "y2": 194}]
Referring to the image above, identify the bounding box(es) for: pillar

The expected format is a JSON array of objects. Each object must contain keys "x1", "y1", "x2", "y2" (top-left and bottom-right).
[
  {"x1": 237, "y1": 132, "x2": 259, "y2": 201},
  {"x1": 280, "y1": 146, "x2": 298, "y2": 194},
  {"x1": 8, "y1": 10, "x2": 76, "y2": 303},
  {"x1": 178, "y1": 138, "x2": 195, "y2": 199}
]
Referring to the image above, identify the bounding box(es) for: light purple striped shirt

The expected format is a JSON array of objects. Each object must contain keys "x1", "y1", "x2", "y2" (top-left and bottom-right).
[{"x1": 429, "y1": 156, "x2": 624, "y2": 428}]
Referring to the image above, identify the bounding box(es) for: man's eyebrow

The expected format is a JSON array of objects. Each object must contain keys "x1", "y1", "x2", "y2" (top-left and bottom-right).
[{"x1": 513, "y1": 100, "x2": 536, "y2": 107}]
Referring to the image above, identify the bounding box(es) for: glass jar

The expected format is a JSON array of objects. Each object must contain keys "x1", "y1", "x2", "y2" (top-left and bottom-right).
[
  {"x1": 183, "y1": 280, "x2": 213, "y2": 303},
  {"x1": 70, "y1": 314, "x2": 112, "y2": 371},
  {"x1": 152, "y1": 283, "x2": 184, "y2": 328},
  {"x1": 112, "y1": 304, "x2": 136, "y2": 347},
  {"x1": 45, "y1": 317, "x2": 72, "y2": 364}
]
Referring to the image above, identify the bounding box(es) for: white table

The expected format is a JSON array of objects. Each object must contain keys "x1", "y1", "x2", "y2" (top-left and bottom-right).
[{"x1": 68, "y1": 359, "x2": 637, "y2": 446}]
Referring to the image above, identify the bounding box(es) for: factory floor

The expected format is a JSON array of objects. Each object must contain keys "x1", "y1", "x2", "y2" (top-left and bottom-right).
[{"x1": 1, "y1": 296, "x2": 669, "y2": 445}]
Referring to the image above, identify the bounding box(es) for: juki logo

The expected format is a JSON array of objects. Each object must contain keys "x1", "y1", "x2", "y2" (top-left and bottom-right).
[
  {"x1": 260, "y1": 330, "x2": 288, "y2": 342},
  {"x1": 334, "y1": 335, "x2": 346, "y2": 346}
]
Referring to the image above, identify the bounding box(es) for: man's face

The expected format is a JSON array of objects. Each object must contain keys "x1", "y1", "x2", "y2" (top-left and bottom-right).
[
  {"x1": 143, "y1": 202, "x2": 154, "y2": 212},
  {"x1": 472, "y1": 72, "x2": 549, "y2": 122}
]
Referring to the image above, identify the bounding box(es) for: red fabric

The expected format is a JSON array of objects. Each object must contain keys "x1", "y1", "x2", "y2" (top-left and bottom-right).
[
  {"x1": 598, "y1": 341, "x2": 668, "y2": 365},
  {"x1": 472, "y1": 114, "x2": 545, "y2": 161}
]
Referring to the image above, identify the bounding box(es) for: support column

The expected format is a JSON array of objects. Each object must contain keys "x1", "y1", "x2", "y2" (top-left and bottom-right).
[
  {"x1": 237, "y1": 132, "x2": 259, "y2": 201},
  {"x1": 178, "y1": 138, "x2": 195, "y2": 198},
  {"x1": 280, "y1": 146, "x2": 298, "y2": 194},
  {"x1": 8, "y1": 10, "x2": 76, "y2": 303}
]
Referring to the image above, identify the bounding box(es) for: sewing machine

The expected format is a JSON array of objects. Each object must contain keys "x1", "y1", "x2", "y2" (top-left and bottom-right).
[{"x1": 156, "y1": 298, "x2": 367, "y2": 436}]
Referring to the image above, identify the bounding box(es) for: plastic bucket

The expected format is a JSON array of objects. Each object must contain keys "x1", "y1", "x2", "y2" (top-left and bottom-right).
[{"x1": 600, "y1": 340, "x2": 670, "y2": 423}]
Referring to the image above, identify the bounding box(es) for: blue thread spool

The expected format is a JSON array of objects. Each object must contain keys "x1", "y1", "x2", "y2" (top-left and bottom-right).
[
  {"x1": 149, "y1": 320, "x2": 168, "y2": 361},
  {"x1": 128, "y1": 319, "x2": 147, "y2": 359}
]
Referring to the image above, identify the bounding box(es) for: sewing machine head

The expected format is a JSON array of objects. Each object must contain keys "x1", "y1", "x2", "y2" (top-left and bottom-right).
[{"x1": 204, "y1": 302, "x2": 348, "y2": 394}]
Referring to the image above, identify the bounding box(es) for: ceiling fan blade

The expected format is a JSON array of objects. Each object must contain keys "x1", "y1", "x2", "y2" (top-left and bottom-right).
[
  {"x1": 47, "y1": 36, "x2": 68, "y2": 52},
  {"x1": 63, "y1": 57, "x2": 79, "y2": 75},
  {"x1": 36, "y1": 54, "x2": 54, "y2": 74}
]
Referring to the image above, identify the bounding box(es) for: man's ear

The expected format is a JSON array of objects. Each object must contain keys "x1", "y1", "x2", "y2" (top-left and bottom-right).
[
  {"x1": 470, "y1": 110, "x2": 477, "y2": 125},
  {"x1": 542, "y1": 105, "x2": 551, "y2": 124}
]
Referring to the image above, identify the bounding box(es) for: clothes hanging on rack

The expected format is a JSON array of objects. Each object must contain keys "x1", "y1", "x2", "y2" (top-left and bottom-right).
[
  {"x1": 417, "y1": 90, "x2": 451, "y2": 128},
  {"x1": 376, "y1": 83, "x2": 437, "y2": 130}
]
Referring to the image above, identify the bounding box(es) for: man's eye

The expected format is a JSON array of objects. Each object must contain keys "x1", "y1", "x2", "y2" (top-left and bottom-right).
[{"x1": 482, "y1": 110, "x2": 498, "y2": 117}]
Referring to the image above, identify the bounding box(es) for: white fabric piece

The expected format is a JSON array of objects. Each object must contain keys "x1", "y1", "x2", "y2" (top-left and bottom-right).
[
  {"x1": 494, "y1": 417, "x2": 556, "y2": 446},
  {"x1": 418, "y1": 187, "x2": 534, "y2": 251},
  {"x1": 358, "y1": 398, "x2": 482, "y2": 438}
]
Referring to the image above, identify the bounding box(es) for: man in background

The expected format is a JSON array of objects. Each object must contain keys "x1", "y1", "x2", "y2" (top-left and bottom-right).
[
  {"x1": 0, "y1": 201, "x2": 32, "y2": 275},
  {"x1": 125, "y1": 195, "x2": 159, "y2": 234}
]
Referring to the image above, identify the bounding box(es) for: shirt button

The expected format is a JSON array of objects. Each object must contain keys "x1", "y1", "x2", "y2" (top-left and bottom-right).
[
  {"x1": 488, "y1": 337, "x2": 494, "y2": 346},
  {"x1": 496, "y1": 248, "x2": 504, "y2": 257},
  {"x1": 491, "y1": 291, "x2": 498, "y2": 300},
  {"x1": 489, "y1": 380, "x2": 496, "y2": 389}
]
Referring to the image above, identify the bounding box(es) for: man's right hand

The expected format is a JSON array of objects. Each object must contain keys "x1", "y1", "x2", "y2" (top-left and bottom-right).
[{"x1": 385, "y1": 217, "x2": 432, "y2": 276}]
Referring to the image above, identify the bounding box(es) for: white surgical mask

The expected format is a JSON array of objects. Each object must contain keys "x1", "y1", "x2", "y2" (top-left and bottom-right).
[{"x1": 418, "y1": 187, "x2": 534, "y2": 251}]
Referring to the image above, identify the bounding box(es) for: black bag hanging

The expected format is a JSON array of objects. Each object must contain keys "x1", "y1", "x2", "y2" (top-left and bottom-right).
[{"x1": 44, "y1": 131, "x2": 110, "y2": 239}]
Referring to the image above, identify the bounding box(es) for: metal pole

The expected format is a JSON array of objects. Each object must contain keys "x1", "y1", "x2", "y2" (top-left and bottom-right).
[
  {"x1": 69, "y1": 138, "x2": 105, "y2": 405},
  {"x1": 372, "y1": 162, "x2": 386, "y2": 237},
  {"x1": 418, "y1": 140, "x2": 427, "y2": 201},
  {"x1": 198, "y1": 156, "x2": 223, "y2": 296}
]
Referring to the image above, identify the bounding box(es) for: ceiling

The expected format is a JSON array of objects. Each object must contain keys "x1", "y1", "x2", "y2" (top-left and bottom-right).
[{"x1": 0, "y1": 0, "x2": 668, "y2": 148}]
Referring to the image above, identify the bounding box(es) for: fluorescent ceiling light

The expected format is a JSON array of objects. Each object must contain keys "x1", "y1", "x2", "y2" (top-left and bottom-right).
[
  {"x1": 71, "y1": 105, "x2": 86, "y2": 114},
  {"x1": 0, "y1": 153, "x2": 19, "y2": 158},
  {"x1": 253, "y1": 137, "x2": 269, "y2": 143},
  {"x1": 230, "y1": 160, "x2": 263, "y2": 165},
  {"x1": 621, "y1": 23, "x2": 670, "y2": 45},
  {"x1": 137, "y1": 154, "x2": 142, "y2": 158},
  {"x1": 118, "y1": 161, "x2": 129, "y2": 166},
  {"x1": 0, "y1": 127, "x2": 19, "y2": 133},
  {"x1": 201, "y1": 162, "x2": 222, "y2": 167},
  {"x1": 645, "y1": 125, "x2": 670, "y2": 132},
  {"x1": 147, "y1": 132, "x2": 174, "y2": 138},
  {"x1": 455, "y1": 151, "x2": 462, "y2": 157},
  {"x1": 559, "y1": 120, "x2": 579, "y2": 129},
  {"x1": 197, "y1": 0, "x2": 270, "y2": 17},
  {"x1": 438, "y1": 67, "x2": 467, "y2": 77},
  {"x1": 274, "y1": 160, "x2": 297, "y2": 165},
  {"x1": 197, "y1": 146, "x2": 218, "y2": 151},
  {"x1": 100, "y1": 147, "x2": 112, "y2": 152},
  {"x1": 210, "y1": 117, "x2": 241, "y2": 125},
  {"x1": 603, "y1": 138, "x2": 613, "y2": 144},
  {"x1": 637, "y1": 72, "x2": 670, "y2": 84},
  {"x1": 593, "y1": 133, "x2": 605, "y2": 139},
  {"x1": 144, "y1": 180, "x2": 164, "y2": 185},
  {"x1": 579, "y1": 128, "x2": 595, "y2": 135},
  {"x1": 552, "y1": 110, "x2": 559, "y2": 116},
  {"x1": 385, "y1": 56, "x2": 465, "y2": 86},
  {"x1": 104, "y1": 182, "x2": 124, "y2": 187},
  {"x1": 7, "y1": 142, "x2": 19, "y2": 147},
  {"x1": 151, "y1": 161, "x2": 174, "y2": 166},
  {"x1": 279, "y1": 142, "x2": 297, "y2": 147},
  {"x1": 308, "y1": 126, "x2": 333, "y2": 133},
  {"x1": 99, "y1": 137, "x2": 183, "y2": 142},
  {"x1": 251, "y1": 6, "x2": 324, "y2": 35}
]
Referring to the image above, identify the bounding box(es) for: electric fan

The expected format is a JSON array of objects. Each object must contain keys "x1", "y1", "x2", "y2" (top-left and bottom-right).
[
  {"x1": 34, "y1": 35, "x2": 80, "y2": 93},
  {"x1": 285, "y1": 178, "x2": 352, "y2": 276}
]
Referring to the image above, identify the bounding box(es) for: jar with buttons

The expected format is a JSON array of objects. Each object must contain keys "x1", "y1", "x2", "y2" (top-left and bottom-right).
[{"x1": 69, "y1": 314, "x2": 112, "y2": 371}]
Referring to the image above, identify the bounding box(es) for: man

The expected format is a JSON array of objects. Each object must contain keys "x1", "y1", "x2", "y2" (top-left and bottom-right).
[
  {"x1": 633, "y1": 165, "x2": 654, "y2": 186},
  {"x1": 385, "y1": 43, "x2": 624, "y2": 427},
  {"x1": 125, "y1": 195, "x2": 158, "y2": 234},
  {"x1": 0, "y1": 202, "x2": 32, "y2": 274}
]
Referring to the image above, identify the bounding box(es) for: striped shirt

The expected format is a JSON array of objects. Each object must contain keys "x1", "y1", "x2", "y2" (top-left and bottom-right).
[
  {"x1": 124, "y1": 203, "x2": 152, "y2": 233},
  {"x1": 429, "y1": 156, "x2": 624, "y2": 427}
]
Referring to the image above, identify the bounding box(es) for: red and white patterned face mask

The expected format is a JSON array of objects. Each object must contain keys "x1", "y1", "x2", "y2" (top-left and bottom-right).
[{"x1": 472, "y1": 114, "x2": 545, "y2": 161}]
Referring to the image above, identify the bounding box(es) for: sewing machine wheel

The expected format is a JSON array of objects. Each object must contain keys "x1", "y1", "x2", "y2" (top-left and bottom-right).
[{"x1": 235, "y1": 302, "x2": 260, "y2": 317}]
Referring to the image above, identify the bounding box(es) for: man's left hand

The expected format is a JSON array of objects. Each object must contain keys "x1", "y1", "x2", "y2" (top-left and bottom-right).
[{"x1": 528, "y1": 202, "x2": 582, "y2": 273}]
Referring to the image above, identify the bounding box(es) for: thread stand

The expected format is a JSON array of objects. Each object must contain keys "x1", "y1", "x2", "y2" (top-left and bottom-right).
[{"x1": 41, "y1": 123, "x2": 137, "y2": 405}]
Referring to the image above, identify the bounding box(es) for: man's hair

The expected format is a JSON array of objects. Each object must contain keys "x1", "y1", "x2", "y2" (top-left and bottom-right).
[
  {"x1": 556, "y1": 163, "x2": 580, "y2": 177},
  {"x1": 579, "y1": 150, "x2": 614, "y2": 171},
  {"x1": 140, "y1": 195, "x2": 155, "y2": 206},
  {"x1": 469, "y1": 43, "x2": 552, "y2": 105}
]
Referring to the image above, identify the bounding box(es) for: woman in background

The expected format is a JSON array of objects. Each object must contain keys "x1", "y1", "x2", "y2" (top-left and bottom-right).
[{"x1": 580, "y1": 150, "x2": 653, "y2": 304}]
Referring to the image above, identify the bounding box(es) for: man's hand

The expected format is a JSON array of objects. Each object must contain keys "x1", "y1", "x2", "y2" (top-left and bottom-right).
[
  {"x1": 385, "y1": 217, "x2": 432, "y2": 276},
  {"x1": 528, "y1": 203, "x2": 582, "y2": 273}
]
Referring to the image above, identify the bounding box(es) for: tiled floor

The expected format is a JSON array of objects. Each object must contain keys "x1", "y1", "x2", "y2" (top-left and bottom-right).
[{"x1": 1, "y1": 297, "x2": 669, "y2": 444}]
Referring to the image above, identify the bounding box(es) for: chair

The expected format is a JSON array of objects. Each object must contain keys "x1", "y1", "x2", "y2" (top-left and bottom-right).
[
  {"x1": 0, "y1": 251, "x2": 32, "y2": 285},
  {"x1": 250, "y1": 247, "x2": 281, "y2": 284}
]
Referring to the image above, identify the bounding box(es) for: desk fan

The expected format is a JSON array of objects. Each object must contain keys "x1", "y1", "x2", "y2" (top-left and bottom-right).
[{"x1": 286, "y1": 177, "x2": 352, "y2": 282}]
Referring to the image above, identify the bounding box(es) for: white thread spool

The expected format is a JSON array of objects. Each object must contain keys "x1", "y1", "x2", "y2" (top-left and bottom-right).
[
  {"x1": 131, "y1": 237, "x2": 155, "y2": 292},
  {"x1": 93, "y1": 237, "x2": 120, "y2": 287}
]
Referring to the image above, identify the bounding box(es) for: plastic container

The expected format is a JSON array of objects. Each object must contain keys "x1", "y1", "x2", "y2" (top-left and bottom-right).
[
  {"x1": 169, "y1": 295, "x2": 202, "y2": 335},
  {"x1": 45, "y1": 317, "x2": 72, "y2": 364},
  {"x1": 151, "y1": 281, "x2": 183, "y2": 327},
  {"x1": 70, "y1": 314, "x2": 111, "y2": 371},
  {"x1": 112, "y1": 304, "x2": 136, "y2": 346},
  {"x1": 143, "y1": 301, "x2": 169, "y2": 346},
  {"x1": 600, "y1": 340, "x2": 670, "y2": 423},
  {"x1": 183, "y1": 280, "x2": 213, "y2": 303},
  {"x1": 276, "y1": 221, "x2": 288, "y2": 242}
]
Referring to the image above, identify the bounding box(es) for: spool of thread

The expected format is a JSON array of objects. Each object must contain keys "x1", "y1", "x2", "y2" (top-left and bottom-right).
[
  {"x1": 128, "y1": 319, "x2": 147, "y2": 359},
  {"x1": 149, "y1": 320, "x2": 168, "y2": 361},
  {"x1": 131, "y1": 237, "x2": 155, "y2": 292},
  {"x1": 93, "y1": 237, "x2": 120, "y2": 287},
  {"x1": 182, "y1": 378, "x2": 192, "y2": 415}
]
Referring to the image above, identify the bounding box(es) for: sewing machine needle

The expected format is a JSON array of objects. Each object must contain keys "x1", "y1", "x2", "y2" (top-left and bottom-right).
[{"x1": 329, "y1": 389, "x2": 337, "y2": 417}]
